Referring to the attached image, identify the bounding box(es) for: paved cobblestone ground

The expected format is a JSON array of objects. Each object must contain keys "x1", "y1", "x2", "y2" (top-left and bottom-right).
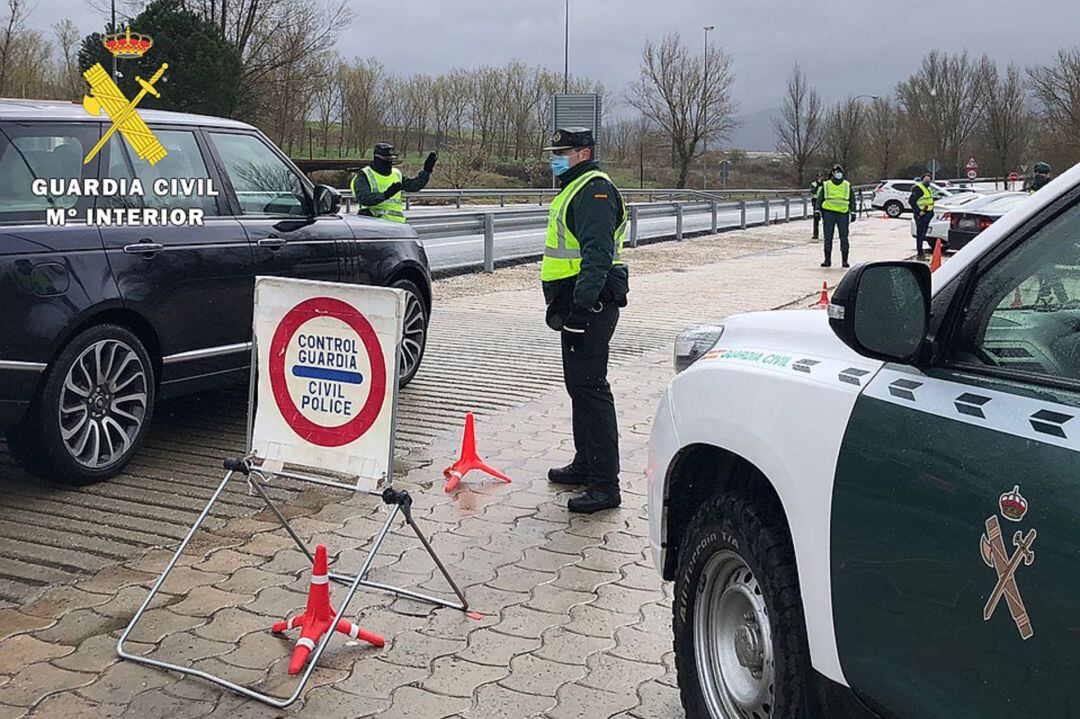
[{"x1": 0, "y1": 218, "x2": 915, "y2": 718}]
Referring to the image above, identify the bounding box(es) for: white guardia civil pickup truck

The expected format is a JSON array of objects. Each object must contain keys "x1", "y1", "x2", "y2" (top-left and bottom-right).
[{"x1": 647, "y1": 166, "x2": 1080, "y2": 719}]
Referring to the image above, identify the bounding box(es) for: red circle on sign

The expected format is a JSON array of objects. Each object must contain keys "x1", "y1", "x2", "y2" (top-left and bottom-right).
[
  {"x1": 1009, "y1": 172, "x2": 1020, "y2": 181},
  {"x1": 967, "y1": 169, "x2": 978, "y2": 180},
  {"x1": 268, "y1": 297, "x2": 387, "y2": 447}
]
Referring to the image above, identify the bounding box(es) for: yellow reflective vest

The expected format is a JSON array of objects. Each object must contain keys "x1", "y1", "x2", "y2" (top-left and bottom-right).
[
  {"x1": 351, "y1": 166, "x2": 405, "y2": 222},
  {"x1": 915, "y1": 182, "x2": 935, "y2": 212},
  {"x1": 540, "y1": 169, "x2": 626, "y2": 282},
  {"x1": 821, "y1": 179, "x2": 852, "y2": 214}
]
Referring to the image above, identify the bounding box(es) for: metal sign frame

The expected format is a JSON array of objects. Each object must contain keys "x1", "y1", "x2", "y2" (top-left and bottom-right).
[{"x1": 117, "y1": 295, "x2": 468, "y2": 709}]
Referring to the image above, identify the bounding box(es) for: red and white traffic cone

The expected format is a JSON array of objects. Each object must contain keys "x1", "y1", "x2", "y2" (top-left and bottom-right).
[
  {"x1": 812, "y1": 282, "x2": 829, "y2": 310},
  {"x1": 1013, "y1": 287, "x2": 1023, "y2": 308},
  {"x1": 271, "y1": 545, "x2": 383, "y2": 675},
  {"x1": 929, "y1": 238, "x2": 943, "y2": 272},
  {"x1": 443, "y1": 413, "x2": 511, "y2": 492}
]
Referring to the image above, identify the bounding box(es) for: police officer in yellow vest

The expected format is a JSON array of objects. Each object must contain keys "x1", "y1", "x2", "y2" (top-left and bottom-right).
[
  {"x1": 820, "y1": 163, "x2": 856, "y2": 268},
  {"x1": 350, "y1": 143, "x2": 437, "y2": 222},
  {"x1": 541, "y1": 127, "x2": 629, "y2": 514},
  {"x1": 909, "y1": 172, "x2": 935, "y2": 260}
]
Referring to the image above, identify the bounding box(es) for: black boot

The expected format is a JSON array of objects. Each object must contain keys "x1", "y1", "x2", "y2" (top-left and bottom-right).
[
  {"x1": 568, "y1": 487, "x2": 621, "y2": 514},
  {"x1": 842, "y1": 256, "x2": 850, "y2": 268},
  {"x1": 548, "y1": 464, "x2": 589, "y2": 486},
  {"x1": 820, "y1": 259, "x2": 831, "y2": 268}
]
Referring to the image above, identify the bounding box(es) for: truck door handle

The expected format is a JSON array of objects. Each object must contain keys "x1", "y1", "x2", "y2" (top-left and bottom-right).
[
  {"x1": 257, "y1": 236, "x2": 287, "y2": 250},
  {"x1": 123, "y1": 241, "x2": 165, "y2": 256}
]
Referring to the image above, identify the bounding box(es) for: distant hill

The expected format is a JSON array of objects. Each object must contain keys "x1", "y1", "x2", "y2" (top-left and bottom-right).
[{"x1": 726, "y1": 107, "x2": 779, "y2": 152}]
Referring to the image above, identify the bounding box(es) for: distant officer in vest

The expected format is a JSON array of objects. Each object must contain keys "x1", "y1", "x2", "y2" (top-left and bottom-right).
[
  {"x1": 541, "y1": 127, "x2": 629, "y2": 514},
  {"x1": 809, "y1": 170, "x2": 826, "y2": 239},
  {"x1": 820, "y1": 163, "x2": 856, "y2": 268},
  {"x1": 909, "y1": 172, "x2": 936, "y2": 260},
  {"x1": 1025, "y1": 161, "x2": 1052, "y2": 193},
  {"x1": 350, "y1": 143, "x2": 437, "y2": 222}
]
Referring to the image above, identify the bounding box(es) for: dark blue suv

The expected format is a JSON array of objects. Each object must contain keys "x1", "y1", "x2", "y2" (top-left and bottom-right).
[{"x1": 0, "y1": 100, "x2": 431, "y2": 485}]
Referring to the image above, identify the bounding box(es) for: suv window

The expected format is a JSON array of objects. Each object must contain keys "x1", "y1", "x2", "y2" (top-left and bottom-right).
[
  {"x1": 129, "y1": 129, "x2": 219, "y2": 215},
  {"x1": 953, "y1": 199, "x2": 1080, "y2": 382},
  {"x1": 893, "y1": 182, "x2": 914, "y2": 193},
  {"x1": 209, "y1": 132, "x2": 307, "y2": 217},
  {"x1": 0, "y1": 122, "x2": 98, "y2": 223}
]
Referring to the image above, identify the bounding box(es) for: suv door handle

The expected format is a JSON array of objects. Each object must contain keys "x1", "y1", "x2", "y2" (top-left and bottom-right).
[
  {"x1": 123, "y1": 241, "x2": 165, "y2": 256},
  {"x1": 257, "y1": 236, "x2": 287, "y2": 250}
]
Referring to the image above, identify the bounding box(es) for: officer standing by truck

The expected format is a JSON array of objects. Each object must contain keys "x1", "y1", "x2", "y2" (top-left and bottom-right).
[
  {"x1": 820, "y1": 163, "x2": 856, "y2": 268},
  {"x1": 909, "y1": 171, "x2": 935, "y2": 260},
  {"x1": 810, "y1": 170, "x2": 826, "y2": 240},
  {"x1": 350, "y1": 142, "x2": 438, "y2": 222},
  {"x1": 541, "y1": 128, "x2": 629, "y2": 514}
]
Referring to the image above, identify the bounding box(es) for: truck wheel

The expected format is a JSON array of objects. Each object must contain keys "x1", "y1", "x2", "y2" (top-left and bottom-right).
[
  {"x1": 16, "y1": 324, "x2": 155, "y2": 485},
  {"x1": 884, "y1": 201, "x2": 903, "y2": 218},
  {"x1": 392, "y1": 279, "x2": 428, "y2": 388},
  {"x1": 673, "y1": 493, "x2": 812, "y2": 718}
]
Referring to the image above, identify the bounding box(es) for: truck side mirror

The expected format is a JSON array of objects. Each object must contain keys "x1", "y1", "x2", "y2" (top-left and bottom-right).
[{"x1": 828, "y1": 261, "x2": 931, "y2": 363}]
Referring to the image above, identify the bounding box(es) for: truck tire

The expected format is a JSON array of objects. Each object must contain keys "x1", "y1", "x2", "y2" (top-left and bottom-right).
[
  {"x1": 673, "y1": 492, "x2": 812, "y2": 718},
  {"x1": 14, "y1": 324, "x2": 155, "y2": 485}
]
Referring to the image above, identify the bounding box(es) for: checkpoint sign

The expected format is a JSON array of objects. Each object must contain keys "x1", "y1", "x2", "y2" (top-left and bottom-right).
[{"x1": 251, "y1": 277, "x2": 404, "y2": 488}]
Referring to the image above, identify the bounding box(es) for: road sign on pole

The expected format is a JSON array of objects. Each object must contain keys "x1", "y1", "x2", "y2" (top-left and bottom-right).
[
  {"x1": 927, "y1": 158, "x2": 940, "y2": 179},
  {"x1": 719, "y1": 158, "x2": 731, "y2": 188}
]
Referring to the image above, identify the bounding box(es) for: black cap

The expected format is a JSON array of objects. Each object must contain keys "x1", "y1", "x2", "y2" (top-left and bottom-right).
[
  {"x1": 373, "y1": 142, "x2": 397, "y2": 160},
  {"x1": 542, "y1": 127, "x2": 595, "y2": 151}
]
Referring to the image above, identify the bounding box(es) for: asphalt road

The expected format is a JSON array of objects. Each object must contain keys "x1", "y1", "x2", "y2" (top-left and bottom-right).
[{"x1": 418, "y1": 198, "x2": 813, "y2": 270}]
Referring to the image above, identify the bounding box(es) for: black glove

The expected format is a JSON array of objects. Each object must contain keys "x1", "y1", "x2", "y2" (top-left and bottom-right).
[
  {"x1": 423, "y1": 152, "x2": 438, "y2": 173},
  {"x1": 849, "y1": 213, "x2": 857, "y2": 223},
  {"x1": 383, "y1": 182, "x2": 402, "y2": 200},
  {"x1": 562, "y1": 308, "x2": 589, "y2": 350}
]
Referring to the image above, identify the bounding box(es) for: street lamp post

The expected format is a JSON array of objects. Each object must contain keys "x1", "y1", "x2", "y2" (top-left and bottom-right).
[
  {"x1": 563, "y1": 0, "x2": 570, "y2": 94},
  {"x1": 702, "y1": 25, "x2": 714, "y2": 190}
]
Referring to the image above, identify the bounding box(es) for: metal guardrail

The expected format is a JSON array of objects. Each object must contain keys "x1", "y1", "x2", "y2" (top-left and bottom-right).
[{"x1": 338, "y1": 186, "x2": 873, "y2": 273}]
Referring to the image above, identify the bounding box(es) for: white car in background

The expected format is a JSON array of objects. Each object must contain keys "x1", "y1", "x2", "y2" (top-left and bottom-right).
[
  {"x1": 908, "y1": 191, "x2": 1023, "y2": 248},
  {"x1": 871, "y1": 179, "x2": 963, "y2": 218}
]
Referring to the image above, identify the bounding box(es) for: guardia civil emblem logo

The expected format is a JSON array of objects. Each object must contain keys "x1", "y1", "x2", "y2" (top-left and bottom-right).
[{"x1": 979, "y1": 485, "x2": 1036, "y2": 640}]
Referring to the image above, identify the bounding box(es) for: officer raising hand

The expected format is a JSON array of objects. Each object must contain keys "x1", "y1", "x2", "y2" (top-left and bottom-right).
[
  {"x1": 350, "y1": 142, "x2": 438, "y2": 223},
  {"x1": 541, "y1": 128, "x2": 629, "y2": 514}
]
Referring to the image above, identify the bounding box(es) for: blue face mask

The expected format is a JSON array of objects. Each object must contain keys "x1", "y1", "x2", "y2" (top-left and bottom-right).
[
  {"x1": 833, "y1": 171, "x2": 843, "y2": 180},
  {"x1": 550, "y1": 155, "x2": 572, "y2": 176}
]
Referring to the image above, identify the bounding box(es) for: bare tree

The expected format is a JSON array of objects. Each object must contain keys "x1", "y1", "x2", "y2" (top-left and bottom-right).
[
  {"x1": 865, "y1": 96, "x2": 902, "y2": 180},
  {"x1": 772, "y1": 63, "x2": 825, "y2": 186},
  {"x1": 52, "y1": 18, "x2": 82, "y2": 99},
  {"x1": 0, "y1": 0, "x2": 29, "y2": 96},
  {"x1": 1028, "y1": 48, "x2": 1080, "y2": 166},
  {"x1": 823, "y1": 97, "x2": 866, "y2": 175},
  {"x1": 439, "y1": 138, "x2": 488, "y2": 188},
  {"x1": 984, "y1": 63, "x2": 1032, "y2": 181},
  {"x1": 627, "y1": 33, "x2": 738, "y2": 187},
  {"x1": 897, "y1": 51, "x2": 993, "y2": 176}
]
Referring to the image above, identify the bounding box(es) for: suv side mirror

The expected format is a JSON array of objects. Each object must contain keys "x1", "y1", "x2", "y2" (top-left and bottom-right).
[
  {"x1": 312, "y1": 185, "x2": 341, "y2": 215},
  {"x1": 828, "y1": 261, "x2": 931, "y2": 363}
]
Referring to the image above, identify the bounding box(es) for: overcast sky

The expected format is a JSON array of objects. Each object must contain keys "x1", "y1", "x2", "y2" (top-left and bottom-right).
[{"x1": 27, "y1": 0, "x2": 1080, "y2": 115}]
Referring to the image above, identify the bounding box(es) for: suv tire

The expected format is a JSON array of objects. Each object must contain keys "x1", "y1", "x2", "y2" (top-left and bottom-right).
[
  {"x1": 393, "y1": 278, "x2": 429, "y2": 388},
  {"x1": 15, "y1": 324, "x2": 155, "y2": 485},
  {"x1": 673, "y1": 492, "x2": 812, "y2": 718},
  {"x1": 884, "y1": 200, "x2": 903, "y2": 218}
]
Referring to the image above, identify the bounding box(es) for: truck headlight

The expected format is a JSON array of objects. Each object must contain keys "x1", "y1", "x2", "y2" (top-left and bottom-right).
[{"x1": 674, "y1": 325, "x2": 724, "y2": 373}]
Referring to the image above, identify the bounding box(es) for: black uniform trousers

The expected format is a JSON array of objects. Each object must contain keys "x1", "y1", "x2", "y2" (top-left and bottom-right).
[
  {"x1": 561, "y1": 302, "x2": 620, "y2": 494},
  {"x1": 822, "y1": 210, "x2": 850, "y2": 263},
  {"x1": 915, "y1": 211, "x2": 933, "y2": 255},
  {"x1": 812, "y1": 210, "x2": 821, "y2": 240}
]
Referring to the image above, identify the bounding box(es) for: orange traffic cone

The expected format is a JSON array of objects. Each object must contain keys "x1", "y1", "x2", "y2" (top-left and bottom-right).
[
  {"x1": 929, "y1": 239, "x2": 943, "y2": 272},
  {"x1": 882, "y1": 212, "x2": 888, "y2": 220},
  {"x1": 1013, "y1": 287, "x2": 1023, "y2": 308},
  {"x1": 443, "y1": 413, "x2": 511, "y2": 492},
  {"x1": 813, "y1": 282, "x2": 829, "y2": 310},
  {"x1": 271, "y1": 545, "x2": 383, "y2": 675}
]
